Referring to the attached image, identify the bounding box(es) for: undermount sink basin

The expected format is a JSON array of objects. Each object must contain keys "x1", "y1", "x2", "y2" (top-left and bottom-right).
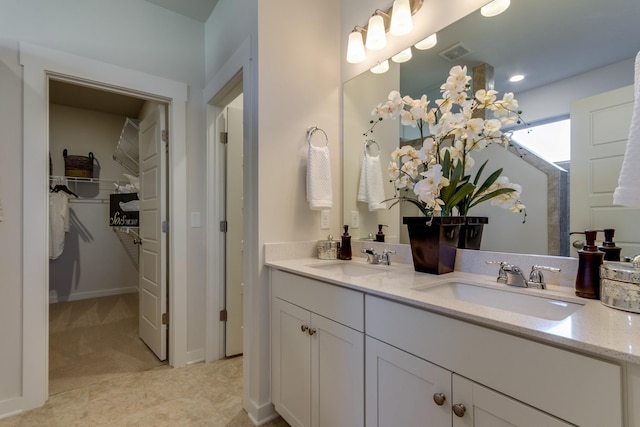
[
  {"x1": 415, "y1": 281, "x2": 584, "y2": 321},
  {"x1": 309, "y1": 262, "x2": 389, "y2": 277}
]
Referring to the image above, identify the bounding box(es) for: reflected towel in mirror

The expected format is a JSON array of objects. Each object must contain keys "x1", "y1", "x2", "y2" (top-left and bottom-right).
[
  {"x1": 357, "y1": 152, "x2": 386, "y2": 211},
  {"x1": 614, "y1": 51, "x2": 640, "y2": 206}
]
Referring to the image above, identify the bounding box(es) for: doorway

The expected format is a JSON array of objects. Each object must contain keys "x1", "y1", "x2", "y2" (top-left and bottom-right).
[
  {"x1": 47, "y1": 79, "x2": 169, "y2": 394},
  {"x1": 21, "y1": 42, "x2": 189, "y2": 410}
]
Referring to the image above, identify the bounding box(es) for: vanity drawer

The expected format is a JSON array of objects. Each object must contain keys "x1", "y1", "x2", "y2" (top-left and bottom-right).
[
  {"x1": 365, "y1": 295, "x2": 622, "y2": 427},
  {"x1": 271, "y1": 269, "x2": 364, "y2": 331}
]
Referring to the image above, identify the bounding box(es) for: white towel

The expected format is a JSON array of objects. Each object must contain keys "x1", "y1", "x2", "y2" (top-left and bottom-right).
[
  {"x1": 614, "y1": 51, "x2": 640, "y2": 206},
  {"x1": 307, "y1": 145, "x2": 333, "y2": 210},
  {"x1": 357, "y1": 153, "x2": 387, "y2": 211},
  {"x1": 49, "y1": 191, "x2": 70, "y2": 260}
]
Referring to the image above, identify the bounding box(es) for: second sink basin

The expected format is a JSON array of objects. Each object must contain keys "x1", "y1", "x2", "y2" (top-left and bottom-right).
[
  {"x1": 415, "y1": 281, "x2": 584, "y2": 321},
  {"x1": 309, "y1": 262, "x2": 389, "y2": 277}
]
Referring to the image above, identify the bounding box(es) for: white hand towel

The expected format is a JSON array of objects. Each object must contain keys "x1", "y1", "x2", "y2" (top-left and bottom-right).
[
  {"x1": 307, "y1": 145, "x2": 333, "y2": 210},
  {"x1": 614, "y1": 51, "x2": 640, "y2": 206},
  {"x1": 357, "y1": 153, "x2": 387, "y2": 211}
]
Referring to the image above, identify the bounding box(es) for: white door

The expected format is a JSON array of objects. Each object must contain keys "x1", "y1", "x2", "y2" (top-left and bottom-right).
[
  {"x1": 272, "y1": 298, "x2": 312, "y2": 427},
  {"x1": 225, "y1": 106, "x2": 244, "y2": 356},
  {"x1": 365, "y1": 336, "x2": 451, "y2": 427},
  {"x1": 138, "y1": 105, "x2": 168, "y2": 361},
  {"x1": 452, "y1": 374, "x2": 572, "y2": 427},
  {"x1": 312, "y1": 313, "x2": 364, "y2": 427},
  {"x1": 571, "y1": 86, "x2": 640, "y2": 257}
]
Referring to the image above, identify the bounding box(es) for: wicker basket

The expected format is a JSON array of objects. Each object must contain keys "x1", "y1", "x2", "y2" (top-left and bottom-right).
[{"x1": 63, "y1": 149, "x2": 95, "y2": 178}]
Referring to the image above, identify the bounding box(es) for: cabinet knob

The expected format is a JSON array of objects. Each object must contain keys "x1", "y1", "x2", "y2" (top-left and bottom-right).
[
  {"x1": 308, "y1": 328, "x2": 317, "y2": 336},
  {"x1": 300, "y1": 324, "x2": 309, "y2": 333},
  {"x1": 452, "y1": 403, "x2": 466, "y2": 417},
  {"x1": 432, "y1": 393, "x2": 446, "y2": 406}
]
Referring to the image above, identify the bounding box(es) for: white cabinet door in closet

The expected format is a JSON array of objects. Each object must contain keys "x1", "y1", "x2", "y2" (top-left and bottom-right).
[{"x1": 138, "y1": 104, "x2": 168, "y2": 361}]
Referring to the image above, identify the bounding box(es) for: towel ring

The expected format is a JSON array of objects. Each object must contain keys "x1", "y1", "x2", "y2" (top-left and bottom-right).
[
  {"x1": 307, "y1": 126, "x2": 329, "y2": 147},
  {"x1": 364, "y1": 139, "x2": 380, "y2": 156}
]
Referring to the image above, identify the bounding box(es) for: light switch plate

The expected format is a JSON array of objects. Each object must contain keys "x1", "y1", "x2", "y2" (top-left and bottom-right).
[
  {"x1": 191, "y1": 212, "x2": 201, "y2": 228},
  {"x1": 351, "y1": 210, "x2": 359, "y2": 229},
  {"x1": 320, "y1": 210, "x2": 330, "y2": 229}
]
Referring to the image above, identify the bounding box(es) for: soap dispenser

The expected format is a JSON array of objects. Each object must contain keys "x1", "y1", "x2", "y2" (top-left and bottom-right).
[
  {"x1": 598, "y1": 228, "x2": 622, "y2": 262},
  {"x1": 570, "y1": 230, "x2": 604, "y2": 299},
  {"x1": 375, "y1": 224, "x2": 388, "y2": 242},
  {"x1": 339, "y1": 225, "x2": 352, "y2": 260}
]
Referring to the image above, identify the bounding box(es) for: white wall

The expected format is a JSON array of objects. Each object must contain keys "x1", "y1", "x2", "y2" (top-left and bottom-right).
[
  {"x1": 49, "y1": 105, "x2": 139, "y2": 302},
  {"x1": 0, "y1": 0, "x2": 206, "y2": 412}
]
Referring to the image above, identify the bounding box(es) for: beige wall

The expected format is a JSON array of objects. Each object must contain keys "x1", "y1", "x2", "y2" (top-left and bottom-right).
[{"x1": 0, "y1": 0, "x2": 205, "y2": 408}]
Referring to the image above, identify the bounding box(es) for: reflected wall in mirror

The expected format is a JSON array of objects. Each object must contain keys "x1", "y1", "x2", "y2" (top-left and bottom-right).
[{"x1": 342, "y1": 0, "x2": 640, "y2": 255}]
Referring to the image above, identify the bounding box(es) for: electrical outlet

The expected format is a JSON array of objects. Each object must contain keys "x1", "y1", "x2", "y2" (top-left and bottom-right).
[
  {"x1": 320, "y1": 210, "x2": 330, "y2": 230},
  {"x1": 351, "y1": 210, "x2": 360, "y2": 229}
]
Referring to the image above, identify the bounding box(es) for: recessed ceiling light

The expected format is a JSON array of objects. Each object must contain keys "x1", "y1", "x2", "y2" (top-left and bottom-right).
[
  {"x1": 509, "y1": 74, "x2": 525, "y2": 82},
  {"x1": 481, "y1": 0, "x2": 510, "y2": 17}
]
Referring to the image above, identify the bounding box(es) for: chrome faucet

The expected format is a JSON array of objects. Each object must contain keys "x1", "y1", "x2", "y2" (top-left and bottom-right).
[
  {"x1": 487, "y1": 261, "x2": 561, "y2": 289},
  {"x1": 362, "y1": 248, "x2": 396, "y2": 265}
]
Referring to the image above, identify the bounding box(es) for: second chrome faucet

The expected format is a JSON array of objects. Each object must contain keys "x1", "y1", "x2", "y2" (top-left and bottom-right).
[{"x1": 487, "y1": 261, "x2": 561, "y2": 289}]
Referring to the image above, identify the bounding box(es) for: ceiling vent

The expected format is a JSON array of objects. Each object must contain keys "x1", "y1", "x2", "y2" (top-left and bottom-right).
[{"x1": 438, "y1": 42, "x2": 470, "y2": 62}]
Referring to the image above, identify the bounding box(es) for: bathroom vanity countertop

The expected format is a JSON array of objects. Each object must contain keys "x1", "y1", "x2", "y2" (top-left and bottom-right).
[{"x1": 266, "y1": 257, "x2": 640, "y2": 365}]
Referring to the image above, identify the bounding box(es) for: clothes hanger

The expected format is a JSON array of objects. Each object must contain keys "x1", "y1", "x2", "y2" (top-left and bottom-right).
[{"x1": 52, "y1": 184, "x2": 78, "y2": 198}]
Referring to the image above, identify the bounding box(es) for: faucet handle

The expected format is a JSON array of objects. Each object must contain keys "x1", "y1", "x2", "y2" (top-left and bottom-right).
[
  {"x1": 528, "y1": 265, "x2": 561, "y2": 289},
  {"x1": 486, "y1": 261, "x2": 508, "y2": 284},
  {"x1": 362, "y1": 248, "x2": 377, "y2": 263}
]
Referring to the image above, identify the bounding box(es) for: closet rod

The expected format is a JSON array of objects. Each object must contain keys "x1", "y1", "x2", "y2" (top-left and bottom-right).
[{"x1": 49, "y1": 175, "x2": 121, "y2": 184}]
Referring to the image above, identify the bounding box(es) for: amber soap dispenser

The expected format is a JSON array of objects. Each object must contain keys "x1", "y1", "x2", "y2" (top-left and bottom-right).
[
  {"x1": 339, "y1": 225, "x2": 352, "y2": 260},
  {"x1": 571, "y1": 230, "x2": 604, "y2": 299}
]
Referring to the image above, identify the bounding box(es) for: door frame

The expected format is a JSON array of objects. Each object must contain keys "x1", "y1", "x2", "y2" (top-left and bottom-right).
[{"x1": 20, "y1": 42, "x2": 189, "y2": 410}]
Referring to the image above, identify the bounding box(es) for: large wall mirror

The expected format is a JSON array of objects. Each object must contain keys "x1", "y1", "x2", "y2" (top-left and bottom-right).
[{"x1": 343, "y1": 0, "x2": 640, "y2": 256}]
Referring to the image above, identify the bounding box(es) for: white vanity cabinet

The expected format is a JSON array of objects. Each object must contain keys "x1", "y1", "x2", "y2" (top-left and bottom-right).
[
  {"x1": 366, "y1": 336, "x2": 572, "y2": 427},
  {"x1": 271, "y1": 270, "x2": 364, "y2": 427},
  {"x1": 366, "y1": 295, "x2": 623, "y2": 427}
]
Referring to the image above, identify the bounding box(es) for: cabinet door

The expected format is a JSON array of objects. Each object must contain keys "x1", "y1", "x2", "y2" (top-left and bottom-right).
[
  {"x1": 365, "y1": 337, "x2": 451, "y2": 427},
  {"x1": 452, "y1": 374, "x2": 573, "y2": 427},
  {"x1": 272, "y1": 298, "x2": 312, "y2": 427},
  {"x1": 311, "y1": 313, "x2": 364, "y2": 427}
]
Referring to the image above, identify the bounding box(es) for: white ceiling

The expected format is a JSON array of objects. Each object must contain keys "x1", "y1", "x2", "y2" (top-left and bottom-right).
[
  {"x1": 401, "y1": 0, "x2": 640, "y2": 98},
  {"x1": 143, "y1": 0, "x2": 218, "y2": 22}
]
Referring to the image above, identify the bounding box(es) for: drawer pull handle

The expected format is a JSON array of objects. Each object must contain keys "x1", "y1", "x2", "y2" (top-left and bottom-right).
[
  {"x1": 433, "y1": 393, "x2": 446, "y2": 406},
  {"x1": 452, "y1": 404, "x2": 466, "y2": 417},
  {"x1": 300, "y1": 324, "x2": 309, "y2": 333},
  {"x1": 308, "y1": 328, "x2": 317, "y2": 336}
]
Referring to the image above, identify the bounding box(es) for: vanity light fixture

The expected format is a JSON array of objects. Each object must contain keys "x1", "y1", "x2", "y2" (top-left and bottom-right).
[
  {"x1": 346, "y1": 0, "x2": 423, "y2": 65},
  {"x1": 366, "y1": 12, "x2": 387, "y2": 51},
  {"x1": 370, "y1": 60, "x2": 390, "y2": 74},
  {"x1": 390, "y1": 0, "x2": 413, "y2": 36},
  {"x1": 391, "y1": 47, "x2": 412, "y2": 63},
  {"x1": 346, "y1": 28, "x2": 366, "y2": 64},
  {"x1": 415, "y1": 33, "x2": 437, "y2": 50},
  {"x1": 481, "y1": 0, "x2": 511, "y2": 17},
  {"x1": 509, "y1": 74, "x2": 525, "y2": 82}
]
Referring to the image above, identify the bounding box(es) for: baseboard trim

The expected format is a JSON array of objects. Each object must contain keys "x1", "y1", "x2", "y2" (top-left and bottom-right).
[
  {"x1": 0, "y1": 397, "x2": 23, "y2": 420},
  {"x1": 49, "y1": 287, "x2": 138, "y2": 304},
  {"x1": 245, "y1": 398, "x2": 278, "y2": 426},
  {"x1": 186, "y1": 348, "x2": 205, "y2": 365}
]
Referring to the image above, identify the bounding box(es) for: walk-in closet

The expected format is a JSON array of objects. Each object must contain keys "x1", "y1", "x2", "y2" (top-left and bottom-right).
[{"x1": 47, "y1": 80, "x2": 167, "y2": 394}]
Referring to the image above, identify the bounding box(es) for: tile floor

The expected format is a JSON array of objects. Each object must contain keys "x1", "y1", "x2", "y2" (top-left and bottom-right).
[{"x1": 0, "y1": 294, "x2": 288, "y2": 426}]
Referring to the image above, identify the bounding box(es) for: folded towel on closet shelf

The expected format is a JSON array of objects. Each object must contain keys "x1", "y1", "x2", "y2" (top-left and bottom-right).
[
  {"x1": 307, "y1": 144, "x2": 333, "y2": 210},
  {"x1": 357, "y1": 152, "x2": 387, "y2": 211},
  {"x1": 614, "y1": 51, "x2": 640, "y2": 206}
]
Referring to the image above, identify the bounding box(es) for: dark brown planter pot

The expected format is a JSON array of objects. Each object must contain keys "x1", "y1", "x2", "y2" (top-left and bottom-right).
[
  {"x1": 458, "y1": 217, "x2": 488, "y2": 250},
  {"x1": 403, "y1": 216, "x2": 465, "y2": 275}
]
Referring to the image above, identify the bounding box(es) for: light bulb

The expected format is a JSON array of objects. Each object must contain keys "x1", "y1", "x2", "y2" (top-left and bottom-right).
[
  {"x1": 366, "y1": 14, "x2": 387, "y2": 51},
  {"x1": 415, "y1": 33, "x2": 437, "y2": 50},
  {"x1": 346, "y1": 31, "x2": 366, "y2": 64},
  {"x1": 390, "y1": 0, "x2": 413, "y2": 36},
  {"x1": 481, "y1": 0, "x2": 510, "y2": 17},
  {"x1": 391, "y1": 47, "x2": 412, "y2": 63},
  {"x1": 370, "y1": 60, "x2": 390, "y2": 74}
]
